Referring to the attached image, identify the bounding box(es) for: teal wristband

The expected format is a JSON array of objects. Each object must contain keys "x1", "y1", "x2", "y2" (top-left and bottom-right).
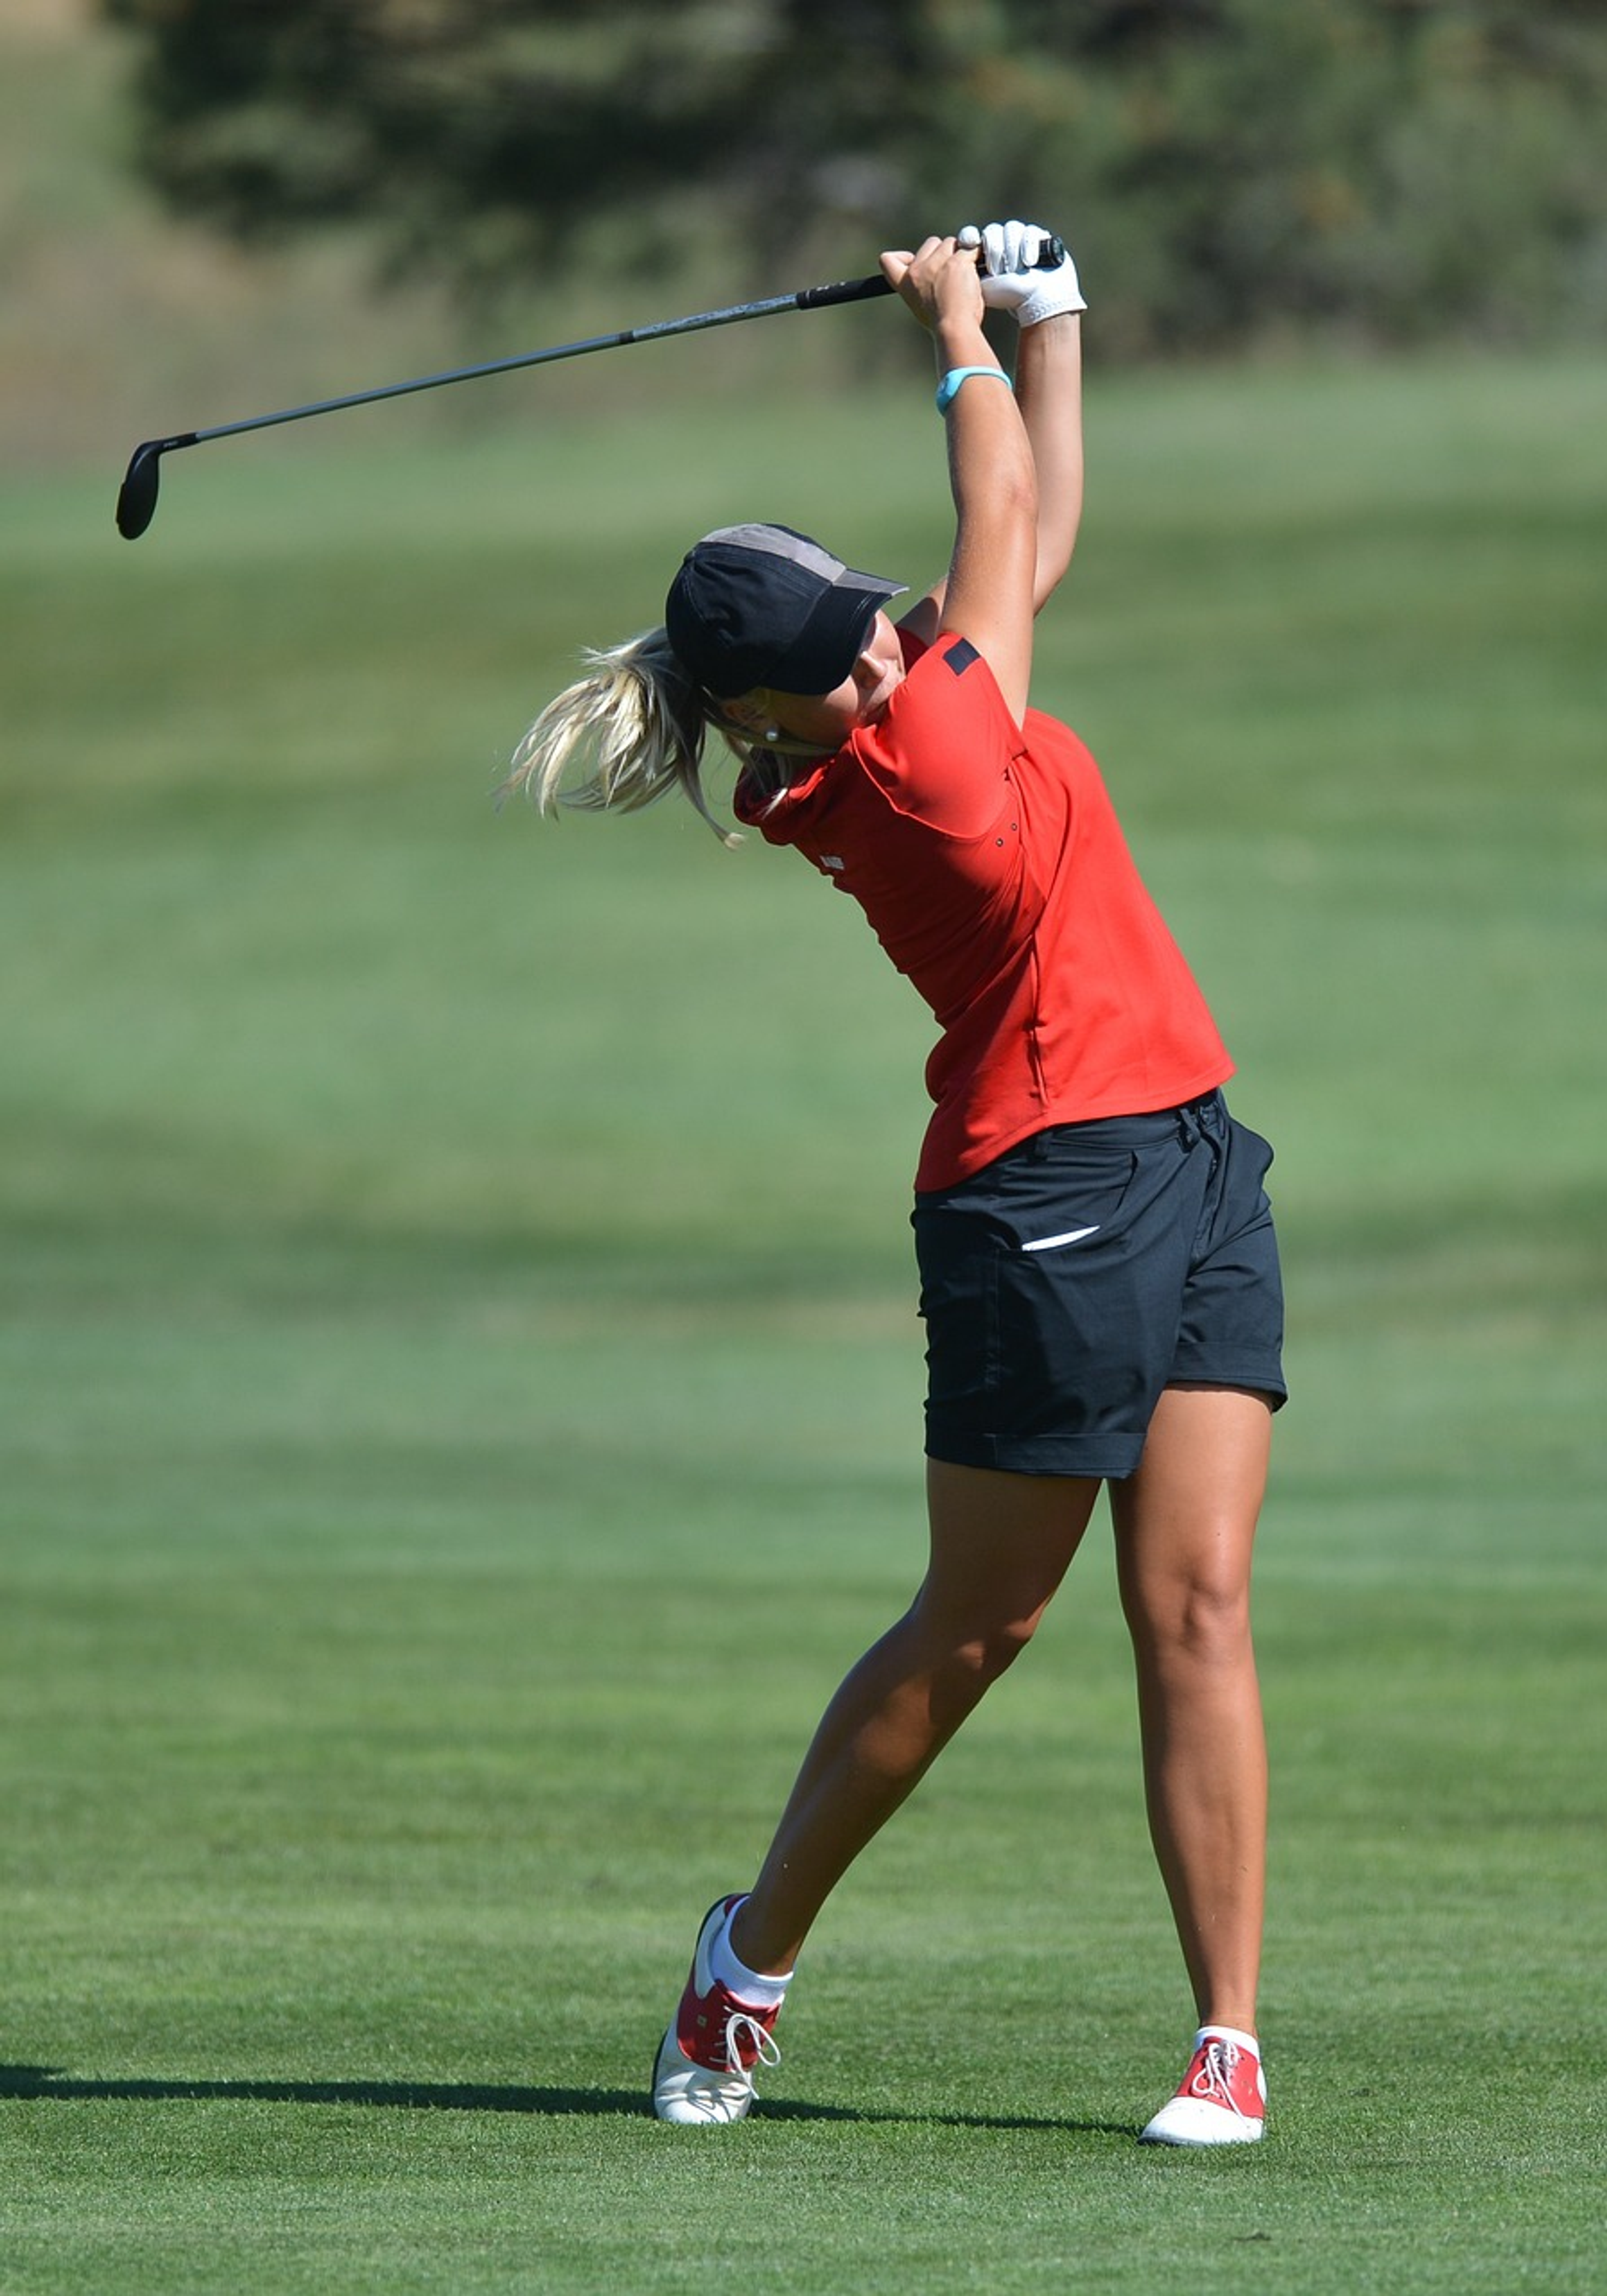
[{"x1": 935, "y1": 365, "x2": 1012, "y2": 414}]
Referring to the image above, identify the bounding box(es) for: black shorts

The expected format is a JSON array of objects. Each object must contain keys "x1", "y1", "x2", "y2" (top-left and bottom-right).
[{"x1": 913, "y1": 1092, "x2": 1286, "y2": 1480}]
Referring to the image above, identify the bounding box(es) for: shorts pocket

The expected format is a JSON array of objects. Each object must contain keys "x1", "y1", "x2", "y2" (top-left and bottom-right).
[{"x1": 992, "y1": 1141, "x2": 1143, "y2": 1259}]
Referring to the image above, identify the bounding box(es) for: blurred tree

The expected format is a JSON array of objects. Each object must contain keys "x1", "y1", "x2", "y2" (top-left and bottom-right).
[{"x1": 100, "y1": 0, "x2": 1607, "y2": 352}]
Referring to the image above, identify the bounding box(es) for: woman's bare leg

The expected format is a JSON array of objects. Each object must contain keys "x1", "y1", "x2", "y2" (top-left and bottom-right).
[
  {"x1": 1110, "y1": 1383, "x2": 1272, "y2": 2033},
  {"x1": 730, "y1": 1460, "x2": 1103, "y2": 1975}
]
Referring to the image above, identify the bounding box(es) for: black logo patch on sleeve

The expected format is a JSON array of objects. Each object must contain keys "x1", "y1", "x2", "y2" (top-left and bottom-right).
[{"x1": 944, "y1": 638, "x2": 981, "y2": 676}]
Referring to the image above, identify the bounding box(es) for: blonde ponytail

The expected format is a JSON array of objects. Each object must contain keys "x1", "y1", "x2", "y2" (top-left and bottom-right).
[{"x1": 500, "y1": 627, "x2": 742, "y2": 847}]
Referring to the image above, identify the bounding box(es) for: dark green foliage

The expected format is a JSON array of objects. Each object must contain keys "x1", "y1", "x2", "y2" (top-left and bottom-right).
[{"x1": 100, "y1": 0, "x2": 1607, "y2": 349}]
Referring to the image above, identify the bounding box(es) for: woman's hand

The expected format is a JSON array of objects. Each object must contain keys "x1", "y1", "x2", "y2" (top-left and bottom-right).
[
  {"x1": 958, "y1": 221, "x2": 1086, "y2": 326},
  {"x1": 879, "y1": 236, "x2": 986, "y2": 334}
]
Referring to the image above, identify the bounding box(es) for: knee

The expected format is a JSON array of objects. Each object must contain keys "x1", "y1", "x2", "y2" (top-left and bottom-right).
[
  {"x1": 901, "y1": 1580, "x2": 1044, "y2": 1693},
  {"x1": 970, "y1": 1615, "x2": 1042, "y2": 1685},
  {"x1": 1130, "y1": 1569, "x2": 1253, "y2": 1672},
  {"x1": 932, "y1": 1605, "x2": 1044, "y2": 1692}
]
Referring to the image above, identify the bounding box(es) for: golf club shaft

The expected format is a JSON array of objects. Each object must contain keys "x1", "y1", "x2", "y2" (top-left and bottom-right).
[{"x1": 190, "y1": 271, "x2": 898, "y2": 453}]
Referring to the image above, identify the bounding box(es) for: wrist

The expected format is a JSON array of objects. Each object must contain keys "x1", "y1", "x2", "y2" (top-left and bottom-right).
[
  {"x1": 932, "y1": 321, "x2": 992, "y2": 375},
  {"x1": 1016, "y1": 283, "x2": 1087, "y2": 329},
  {"x1": 934, "y1": 365, "x2": 1011, "y2": 414}
]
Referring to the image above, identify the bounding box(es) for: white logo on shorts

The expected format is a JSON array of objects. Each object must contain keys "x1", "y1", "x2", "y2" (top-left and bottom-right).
[{"x1": 1020, "y1": 1225, "x2": 1101, "y2": 1253}]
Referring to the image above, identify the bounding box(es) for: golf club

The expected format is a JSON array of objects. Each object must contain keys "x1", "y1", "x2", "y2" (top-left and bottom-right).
[{"x1": 114, "y1": 238, "x2": 1065, "y2": 540}]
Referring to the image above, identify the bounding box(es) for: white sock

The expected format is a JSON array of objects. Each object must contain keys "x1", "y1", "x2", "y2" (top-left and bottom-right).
[{"x1": 709, "y1": 1898, "x2": 793, "y2": 2011}]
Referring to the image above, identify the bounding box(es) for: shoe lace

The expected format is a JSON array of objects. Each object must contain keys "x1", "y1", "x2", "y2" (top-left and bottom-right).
[
  {"x1": 1189, "y1": 2039, "x2": 1252, "y2": 2123},
  {"x1": 723, "y1": 2009, "x2": 782, "y2": 2088}
]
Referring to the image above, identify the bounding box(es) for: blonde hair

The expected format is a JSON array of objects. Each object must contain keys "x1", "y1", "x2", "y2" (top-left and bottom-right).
[{"x1": 500, "y1": 626, "x2": 747, "y2": 847}]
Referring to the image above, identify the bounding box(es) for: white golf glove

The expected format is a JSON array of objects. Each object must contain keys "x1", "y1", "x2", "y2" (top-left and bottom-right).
[{"x1": 958, "y1": 220, "x2": 1086, "y2": 324}]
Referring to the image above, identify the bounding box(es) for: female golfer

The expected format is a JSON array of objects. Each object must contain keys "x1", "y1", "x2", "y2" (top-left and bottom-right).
[{"x1": 505, "y1": 224, "x2": 1284, "y2": 2146}]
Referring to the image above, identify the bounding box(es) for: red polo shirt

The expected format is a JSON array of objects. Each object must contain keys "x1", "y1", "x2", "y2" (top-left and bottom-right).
[{"x1": 734, "y1": 631, "x2": 1233, "y2": 1192}]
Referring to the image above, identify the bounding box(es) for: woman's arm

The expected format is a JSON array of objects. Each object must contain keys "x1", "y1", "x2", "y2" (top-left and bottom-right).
[
  {"x1": 883, "y1": 235, "x2": 1038, "y2": 724},
  {"x1": 898, "y1": 223, "x2": 1086, "y2": 649},
  {"x1": 1014, "y1": 310, "x2": 1084, "y2": 611}
]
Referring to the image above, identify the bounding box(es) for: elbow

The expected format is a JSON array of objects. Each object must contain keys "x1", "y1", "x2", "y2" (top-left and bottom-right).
[
  {"x1": 1003, "y1": 458, "x2": 1039, "y2": 533},
  {"x1": 996, "y1": 462, "x2": 1041, "y2": 578},
  {"x1": 1033, "y1": 493, "x2": 1084, "y2": 613},
  {"x1": 1033, "y1": 534, "x2": 1078, "y2": 613}
]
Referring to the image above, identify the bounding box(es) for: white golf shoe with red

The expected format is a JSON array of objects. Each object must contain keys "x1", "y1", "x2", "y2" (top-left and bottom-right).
[
  {"x1": 652, "y1": 1896, "x2": 783, "y2": 2125},
  {"x1": 1140, "y1": 2026, "x2": 1266, "y2": 2146}
]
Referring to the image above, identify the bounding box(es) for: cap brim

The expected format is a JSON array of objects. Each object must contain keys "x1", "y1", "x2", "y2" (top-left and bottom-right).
[{"x1": 761, "y1": 574, "x2": 906, "y2": 697}]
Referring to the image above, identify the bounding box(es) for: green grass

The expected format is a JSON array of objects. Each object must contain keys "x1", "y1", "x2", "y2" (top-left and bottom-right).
[{"x1": 1, "y1": 354, "x2": 1604, "y2": 2292}]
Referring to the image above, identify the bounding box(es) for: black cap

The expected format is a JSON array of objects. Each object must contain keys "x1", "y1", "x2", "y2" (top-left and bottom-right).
[{"x1": 665, "y1": 523, "x2": 906, "y2": 700}]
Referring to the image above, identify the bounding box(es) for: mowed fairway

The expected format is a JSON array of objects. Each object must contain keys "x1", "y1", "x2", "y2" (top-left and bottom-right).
[{"x1": 0, "y1": 354, "x2": 1602, "y2": 2293}]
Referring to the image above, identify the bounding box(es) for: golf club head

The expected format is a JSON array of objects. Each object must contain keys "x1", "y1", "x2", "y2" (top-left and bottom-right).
[
  {"x1": 115, "y1": 442, "x2": 165, "y2": 540},
  {"x1": 116, "y1": 435, "x2": 198, "y2": 540}
]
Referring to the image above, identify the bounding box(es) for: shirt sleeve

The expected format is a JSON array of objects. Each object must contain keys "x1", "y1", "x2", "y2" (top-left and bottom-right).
[{"x1": 859, "y1": 636, "x2": 1027, "y2": 839}]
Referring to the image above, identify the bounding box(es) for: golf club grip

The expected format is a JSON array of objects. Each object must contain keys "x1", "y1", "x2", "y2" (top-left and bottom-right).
[
  {"x1": 798, "y1": 235, "x2": 1068, "y2": 313},
  {"x1": 795, "y1": 274, "x2": 898, "y2": 311}
]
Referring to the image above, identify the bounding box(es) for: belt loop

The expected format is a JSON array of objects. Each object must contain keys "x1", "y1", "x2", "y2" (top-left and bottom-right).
[{"x1": 1175, "y1": 1093, "x2": 1225, "y2": 1151}]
